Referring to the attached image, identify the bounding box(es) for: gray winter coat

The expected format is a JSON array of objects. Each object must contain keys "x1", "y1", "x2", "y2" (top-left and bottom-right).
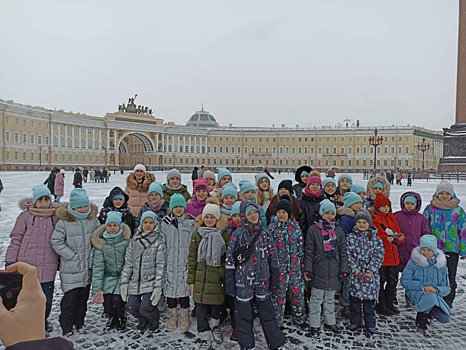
[
  {"x1": 161, "y1": 214, "x2": 195, "y2": 298},
  {"x1": 51, "y1": 204, "x2": 100, "y2": 293},
  {"x1": 305, "y1": 223, "x2": 349, "y2": 291},
  {"x1": 120, "y1": 228, "x2": 166, "y2": 295}
]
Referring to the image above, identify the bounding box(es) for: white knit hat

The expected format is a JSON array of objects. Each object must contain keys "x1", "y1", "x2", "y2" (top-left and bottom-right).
[
  {"x1": 435, "y1": 180, "x2": 455, "y2": 197},
  {"x1": 202, "y1": 203, "x2": 221, "y2": 220},
  {"x1": 133, "y1": 164, "x2": 146, "y2": 173}
]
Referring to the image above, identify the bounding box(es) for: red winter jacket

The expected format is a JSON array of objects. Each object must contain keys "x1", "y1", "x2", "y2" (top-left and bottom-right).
[{"x1": 373, "y1": 211, "x2": 405, "y2": 267}]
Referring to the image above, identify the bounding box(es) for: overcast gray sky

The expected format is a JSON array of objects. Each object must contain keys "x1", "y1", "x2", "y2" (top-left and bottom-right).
[{"x1": 0, "y1": 0, "x2": 459, "y2": 130}]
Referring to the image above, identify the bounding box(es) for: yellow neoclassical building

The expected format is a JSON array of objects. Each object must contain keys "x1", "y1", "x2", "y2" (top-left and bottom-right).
[{"x1": 0, "y1": 98, "x2": 443, "y2": 172}]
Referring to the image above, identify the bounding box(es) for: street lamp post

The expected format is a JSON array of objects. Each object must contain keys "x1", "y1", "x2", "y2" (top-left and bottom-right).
[
  {"x1": 368, "y1": 128, "x2": 384, "y2": 172},
  {"x1": 38, "y1": 145, "x2": 43, "y2": 171},
  {"x1": 417, "y1": 137, "x2": 431, "y2": 171}
]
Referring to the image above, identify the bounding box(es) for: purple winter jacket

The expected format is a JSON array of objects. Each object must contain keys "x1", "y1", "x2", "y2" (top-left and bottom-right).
[
  {"x1": 5, "y1": 198, "x2": 61, "y2": 283},
  {"x1": 186, "y1": 196, "x2": 207, "y2": 219},
  {"x1": 394, "y1": 192, "x2": 431, "y2": 272}
]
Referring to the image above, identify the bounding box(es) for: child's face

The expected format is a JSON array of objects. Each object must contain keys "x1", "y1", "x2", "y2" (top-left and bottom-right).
[
  {"x1": 324, "y1": 183, "x2": 336, "y2": 195},
  {"x1": 340, "y1": 179, "x2": 351, "y2": 189},
  {"x1": 301, "y1": 174, "x2": 309, "y2": 184},
  {"x1": 207, "y1": 178, "x2": 216, "y2": 187},
  {"x1": 258, "y1": 178, "x2": 270, "y2": 191},
  {"x1": 134, "y1": 169, "x2": 145, "y2": 181},
  {"x1": 278, "y1": 188, "x2": 291, "y2": 197},
  {"x1": 378, "y1": 205, "x2": 390, "y2": 214},
  {"x1": 357, "y1": 192, "x2": 366, "y2": 201},
  {"x1": 169, "y1": 177, "x2": 181, "y2": 188},
  {"x1": 246, "y1": 209, "x2": 259, "y2": 224},
  {"x1": 35, "y1": 196, "x2": 51, "y2": 209},
  {"x1": 420, "y1": 247, "x2": 434, "y2": 259},
  {"x1": 308, "y1": 182, "x2": 321, "y2": 193},
  {"x1": 142, "y1": 218, "x2": 155, "y2": 232},
  {"x1": 219, "y1": 176, "x2": 232, "y2": 187},
  {"x1": 195, "y1": 189, "x2": 208, "y2": 202},
  {"x1": 276, "y1": 209, "x2": 289, "y2": 222},
  {"x1": 222, "y1": 195, "x2": 236, "y2": 207},
  {"x1": 74, "y1": 205, "x2": 89, "y2": 213},
  {"x1": 231, "y1": 214, "x2": 242, "y2": 226},
  {"x1": 172, "y1": 206, "x2": 185, "y2": 217},
  {"x1": 149, "y1": 192, "x2": 161, "y2": 202},
  {"x1": 404, "y1": 202, "x2": 416, "y2": 212},
  {"x1": 203, "y1": 214, "x2": 217, "y2": 228},
  {"x1": 242, "y1": 190, "x2": 255, "y2": 200},
  {"x1": 437, "y1": 191, "x2": 452, "y2": 202},
  {"x1": 350, "y1": 202, "x2": 362, "y2": 212},
  {"x1": 106, "y1": 222, "x2": 120, "y2": 234},
  {"x1": 113, "y1": 198, "x2": 124, "y2": 208},
  {"x1": 321, "y1": 211, "x2": 336, "y2": 222},
  {"x1": 373, "y1": 187, "x2": 383, "y2": 195},
  {"x1": 356, "y1": 219, "x2": 369, "y2": 231}
]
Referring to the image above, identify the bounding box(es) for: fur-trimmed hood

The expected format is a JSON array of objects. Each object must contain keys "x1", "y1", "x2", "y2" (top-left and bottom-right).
[
  {"x1": 399, "y1": 191, "x2": 422, "y2": 215},
  {"x1": 410, "y1": 246, "x2": 447, "y2": 269},
  {"x1": 366, "y1": 176, "x2": 391, "y2": 199},
  {"x1": 294, "y1": 165, "x2": 312, "y2": 184},
  {"x1": 55, "y1": 203, "x2": 99, "y2": 222},
  {"x1": 126, "y1": 172, "x2": 156, "y2": 192},
  {"x1": 18, "y1": 197, "x2": 61, "y2": 211},
  {"x1": 337, "y1": 206, "x2": 355, "y2": 217},
  {"x1": 91, "y1": 223, "x2": 131, "y2": 250},
  {"x1": 195, "y1": 211, "x2": 228, "y2": 230}
]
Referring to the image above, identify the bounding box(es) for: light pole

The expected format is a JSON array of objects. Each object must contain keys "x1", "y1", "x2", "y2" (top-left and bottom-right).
[
  {"x1": 368, "y1": 128, "x2": 383, "y2": 172},
  {"x1": 417, "y1": 137, "x2": 431, "y2": 171},
  {"x1": 38, "y1": 145, "x2": 43, "y2": 171}
]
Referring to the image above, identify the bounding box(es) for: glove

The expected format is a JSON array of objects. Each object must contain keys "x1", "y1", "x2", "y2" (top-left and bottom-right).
[
  {"x1": 150, "y1": 288, "x2": 162, "y2": 306},
  {"x1": 120, "y1": 283, "x2": 129, "y2": 302},
  {"x1": 5, "y1": 262, "x2": 14, "y2": 268},
  {"x1": 92, "y1": 291, "x2": 104, "y2": 304}
]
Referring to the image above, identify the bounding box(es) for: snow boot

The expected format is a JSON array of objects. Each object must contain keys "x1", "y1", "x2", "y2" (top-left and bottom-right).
[
  {"x1": 211, "y1": 318, "x2": 223, "y2": 343},
  {"x1": 180, "y1": 308, "x2": 190, "y2": 332},
  {"x1": 167, "y1": 308, "x2": 178, "y2": 332},
  {"x1": 199, "y1": 331, "x2": 213, "y2": 350}
]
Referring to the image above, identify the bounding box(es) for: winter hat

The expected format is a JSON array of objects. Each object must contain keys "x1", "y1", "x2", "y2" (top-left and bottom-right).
[
  {"x1": 323, "y1": 178, "x2": 337, "y2": 188},
  {"x1": 307, "y1": 175, "x2": 322, "y2": 187},
  {"x1": 202, "y1": 203, "x2": 221, "y2": 220},
  {"x1": 419, "y1": 235, "x2": 438, "y2": 255},
  {"x1": 217, "y1": 168, "x2": 232, "y2": 182},
  {"x1": 203, "y1": 170, "x2": 216, "y2": 182},
  {"x1": 373, "y1": 182, "x2": 384, "y2": 190},
  {"x1": 166, "y1": 168, "x2": 182, "y2": 182},
  {"x1": 355, "y1": 209, "x2": 372, "y2": 225},
  {"x1": 169, "y1": 193, "x2": 187, "y2": 211},
  {"x1": 435, "y1": 180, "x2": 455, "y2": 197},
  {"x1": 255, "y1": 172, "x2": 269, "y2": 185},
  {"x1": 140, "y1": 211, "x2": 157, "y2": 227},
  {"x1": 193, "y1": 178, "x2": 209, "y2": 193},
  {"x1": 32, "y1": 184, "x2": 52, "y2": 204},
  {"x1": 69, "y1": 188, "x2": 90, "y2": 209},
  {"x1": 319, "y1": 199, "x2": 336, "y2": 216},
  {"x1": 338, "y1": 174, "x2": 353, "y2": 186},
  {"x1": 222, "y1": 183, "x2": 238, "y2": 199},
  {"x1": 343, "y1": 192, "x2": 362, "y2": 208},
  {"x1": 148, "y1": 182, "x2": 164, "y2": 198},
  {"x1": 374, "y1": 193, "x2": 391, "y2": 209},
  {"x1": 230, "y1": 201, "x2": 241, "y2": 217},
  {"x1": 60, "y1": 169, "x2": 65, "y2": 174},
  {"x1": 239, "y1": 180, "x2": 255, "y2": 194},
  {"x1": 403, "y1": 195, "x2": 417, "y2": 205},
  {"x1": 350, "y1": 184, "x2": 366, "y2": 194},
  {"x1": 300, "y1": 170, "x2": 309, "y2": 177},
  {"x1": 275, "y1": 195, "x2": 292, "y2": 216},
  {"x1": 105, "y1": 211, "x2": 122, "y2": 227},
  {"x1": 277, "y1": 180, "x2": 294, "y2": 195},
  {"x1": 133, "y1": 164, "x2": 146, "y2": 173},
  {"x1": 244, "y1": 202, "x2": 258, "y2": 217},
  {"x1": 113, "y1": 194, "x2": 126, "y2": 202}
]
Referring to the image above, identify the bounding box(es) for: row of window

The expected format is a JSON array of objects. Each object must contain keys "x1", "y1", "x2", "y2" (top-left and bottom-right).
[{"x1": 4, "y1": 150, "x2": 104, "y2": 163}]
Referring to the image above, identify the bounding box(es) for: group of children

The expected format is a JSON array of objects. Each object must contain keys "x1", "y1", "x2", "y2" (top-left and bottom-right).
[{"x1": 4, "y1": 166, "x2": 466, "y2": 350}]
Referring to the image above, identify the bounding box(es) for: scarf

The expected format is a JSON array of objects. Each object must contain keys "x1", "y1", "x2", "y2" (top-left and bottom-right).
[
  {"x1": 316, "y1": 220, "x2": 338, "y2": 258},
  {"x1": 430, "y1": 197, "x2": 460, "y2": 210},
  {"x1": 221, "y1": 205, "x2": 232, "y2": 216},
  {"x1": 304, "y1": 186, "x2": 322, "y2": 197},
  {"x1": 148, "y1": 199, "x2": 165, "y2": 212},
  {"x1": 67, "y1": 205, "x2": 91, "y2": 220},
  {"x1": 165, "y1": 183, "x2": 183, "y2": 191},
  {"x1": 197, "y1": 227, "x2": 226, "y2": 267},
  {"x1": 28, "y1": 207, "x2": 56, "y2": 218},
  {"x1": 133, "y1": 229, "x2": 158, "y2": 258},
  {"x1": 103, "y1": 228, "x2": 123, "y2": 240}
]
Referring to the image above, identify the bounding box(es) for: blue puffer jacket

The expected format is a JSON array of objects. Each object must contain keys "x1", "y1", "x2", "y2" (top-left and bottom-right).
[{"x1": 401, "y1": 246, "x2": 451, "y2": 316}]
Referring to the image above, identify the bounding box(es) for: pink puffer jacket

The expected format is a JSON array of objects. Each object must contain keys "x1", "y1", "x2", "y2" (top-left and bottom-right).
[{"x1": 124, "y1": 172, "x2": 156, "y2": 217}]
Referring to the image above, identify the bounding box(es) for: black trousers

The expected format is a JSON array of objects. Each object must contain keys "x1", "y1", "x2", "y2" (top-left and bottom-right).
[
  {"x1": 224, "y1": 295, "x2": 236, "y2": 329},
  {"x1": 41, "y1": 281, "x2": 54, "y2": 320},
  {"x1": 196, "y1": 303, "x2": 222, "y2": 333},
  {"x1": 103, "y1": 294, "x2": 126, "y2": 318},
  {"x1": 59, "y1": 285, "x2": 91, "y2": 333},
  {"x1": 127, "y1": 293, "x2": 159, "y2": 325},
  {"x1": 167, "y1": 296, "x2": 190, "y2": 309},
  {"x1": 350, "y1": 296, "x2": 376, "y2": 329},
  {"x1": 379, "y1": 266, "x2": 398, "y2": 307},
  {"x1": 445, "y1": 252, "x2": 459, "y2": 306}
]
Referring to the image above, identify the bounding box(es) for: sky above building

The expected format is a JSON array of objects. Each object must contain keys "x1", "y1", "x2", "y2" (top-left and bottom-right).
[{"x1": 0, "y1": 0, "x2": 459, "y2": 130}]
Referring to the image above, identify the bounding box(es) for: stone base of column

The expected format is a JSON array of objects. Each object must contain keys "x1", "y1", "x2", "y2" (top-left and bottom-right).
[{"x1": 439, "y1": 123, "x2": 466, "y2": 173}]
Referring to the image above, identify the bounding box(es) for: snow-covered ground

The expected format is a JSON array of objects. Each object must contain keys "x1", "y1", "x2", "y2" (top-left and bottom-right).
[{"x1": 0, "y1": 171, "x2": 465, "y2": 349}]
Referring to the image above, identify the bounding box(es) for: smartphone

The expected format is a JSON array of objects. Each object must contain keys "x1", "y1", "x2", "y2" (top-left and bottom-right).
[{"x1": 0, "y1": 272, "x2": 22, "y2": 310}]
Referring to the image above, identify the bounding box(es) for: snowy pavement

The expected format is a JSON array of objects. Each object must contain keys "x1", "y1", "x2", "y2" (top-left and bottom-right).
[{"x1": 0, "y1": 171, "x2": 465, "y2": 349}]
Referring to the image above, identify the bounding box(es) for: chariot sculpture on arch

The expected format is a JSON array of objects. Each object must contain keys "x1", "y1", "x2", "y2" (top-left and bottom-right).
[{"x1": 118, "y1": 94, "x2": 153, "y2": 115}]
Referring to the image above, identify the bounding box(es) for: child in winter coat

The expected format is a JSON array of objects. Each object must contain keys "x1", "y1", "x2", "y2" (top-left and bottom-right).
[
  {"x1": 186, "y1": 178, "x2": 210, "y2": 218},
  {"x1": 323, "y1": 177, "x2": 337, "y2": 204},
  {"x1": 365, "y1": 176, "x2": 391, "y2": 215},
  {"x1": 98, "y1": 186, "x2": 135, "y2": 235},
  {"x1": 210, "y1": 168, "x2": 233, "y2": 199},
  {"x1": 219, "y1": 183, "x2": 238, "y2": 217},
  {"x1": 239, "y1": 180, "x2": 267, "y2": 228},
  {"x1": 255, "y1": 172, "x2": 273, "y2": 212},
  {"x1": 120, "y1": 211, "x2": 166, "y2": 333},
  {"x1": 5, "y1": 185, "x2": 60, "y2": 333},
  {"x1": 372, "y1": 194, "x2": 405, "y2": 315},
  {"x1": 299, "y1": 174, "x2": 325, "y2": 236},
  {"x1": 335, "y1": 174, "x2": 353, "y2": 208},
  {"x1": 51, "y1": 188, "x2": 100, "y2": 336},
  {"x1": 203, "y1": 170, "x2": 217, "y2": 193},
  {"x1": 225, "y1": 201, "x2": 287, "y2": 350},
  {"x1": 188, "y1": 203, "x2": 230, "y2": 349},
  {"x1": 161, "y1": 193, "x2": 195, "y2": 332},
  {"x1": 293, "y1": 165, "x2": 312, "y2": 199},
  {"x1": 305, "y1": 199, "x2": 349, "y2": 337},
  {"x1": 54, "y1": 169, "x2": 65, "y2": 203},
  {"x1": 163, "y1": 168, "x2": 191, "y2": 203},
  {"x1": 266, "y1": 180, "x2": 301, "y2": 223},
  {"x1": 401, "y1": 235, "x2": 451, "y2": 333},
  {"x1": 268, "y1": 196, "x2": 307, "y2": 329},
  {"x1": 91, "y1": 212, "x2": 131, "y2": 331},
  {"x1": 395, "y1": 192, "x2": 431, "y2": 272},
  {"x1": 136, "y1": 182, "x2": 170, "y2": 227},
  {"x1": 346, "y1": 210, "x2": 384, "y2": 334},
  {"x1": 423, "y1": 180, "x2": 466, "y2": 308}
]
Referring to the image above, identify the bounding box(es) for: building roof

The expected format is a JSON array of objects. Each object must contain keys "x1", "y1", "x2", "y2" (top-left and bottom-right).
[{"x1": 186, "y1": 106, "x2": 218, "y2": 127}]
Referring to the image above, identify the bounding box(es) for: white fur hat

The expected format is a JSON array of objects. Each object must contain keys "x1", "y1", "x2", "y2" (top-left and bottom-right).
[
  {"x1": 435, "y1": 180, "x2": 455, "y2": 197},
  {"x1": 133, "y1": 164, "x2": 146, "y2": 173},
  {"x1": 202, "y1": 203, "x2": 221, "y2": 220}
]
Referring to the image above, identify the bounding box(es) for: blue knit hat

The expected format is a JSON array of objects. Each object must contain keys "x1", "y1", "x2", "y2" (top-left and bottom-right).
[
  {"x1": 343, "y1": 192, "x2": 362, "y2": 208},
  {"x1": 420, "y1": 235, "x2": 437, "y2": 255},
  {"x1": 350, "y1": 184, "x2": 366, "y2": 194},
  {"x1": 105, "y1": 211, "x2": 122, "y2": 227},
  {"x1": 239, "y1": 180, "x2": 255, "y2": 195},
  {"x1": 245, "y1": 203, "x2": 258, "y2": 216},
  {"x1": 69, "y1": 188, "x2": 90, "y2": 209},
  {"x1": 217, "y1": 168, "x2": 232, "y2": 182},
  {"x1": 148, "y1": 182, "x2": 164, "y2": 198},
  {"x1": 403, "y1": 195, "x2": 417, "y2": 205},
  {"x1": 113, "y1": 194, "x2": 125, "y2": 202},
  {"x1": 140, "y1": 211, "x2": 158, "y2": 229},
  {"x1": 170, "y1": 193, "x2": 187, "y2": 211},
  {"x1": 230, "y1": 201, "x2": 241, "y2": 217},
  {"x1": 255, "y1": 172, "x2": 269, "y2": 185},
  {"x1": 222, "y1": 183, "x2": 238, "y2": 199},
  {"x1": 319, "y1": 199, "x2": 336, "y2": 216},
  {"x1": 322, "y1": 178, "x2": 337, "y2": 188},
  {"x1": 338, "y1": 174, "x2": 353, "y2": 186},
  {"x1": 32, "y1": 184, "x2": 52, "y2": 204},
  {"x1": 373, "y1": 182, "x2": 384, "y2": 190}
]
